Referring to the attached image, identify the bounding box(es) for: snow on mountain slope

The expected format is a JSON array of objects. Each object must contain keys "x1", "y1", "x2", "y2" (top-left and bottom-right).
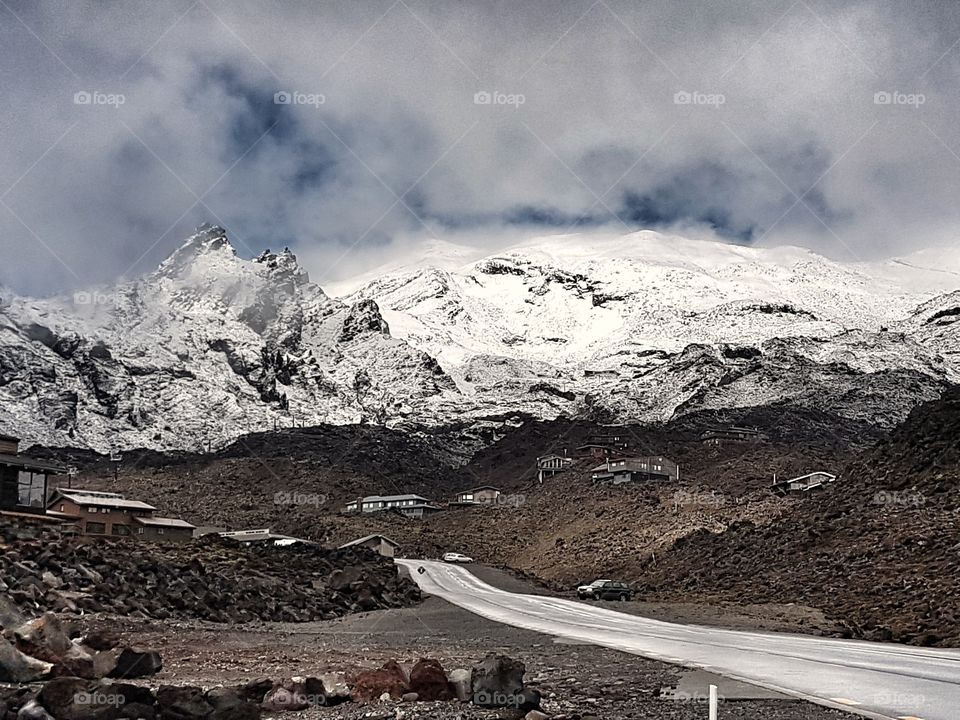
[
  {"x1": 0, "y1": 226, "x2": 956, "y2": 451},
  {"x1": 339, "y1": 230, "x2": 959, "y2": 428},
  {"x1": 340, "y1": 230, "x2": 953, "y2": 367},
  {"x1": 0, "y1": 225, "x2": 459, "y2": 451},
  {"x1": 898, "y1": 289, "x2": 960, "y2": 359}
]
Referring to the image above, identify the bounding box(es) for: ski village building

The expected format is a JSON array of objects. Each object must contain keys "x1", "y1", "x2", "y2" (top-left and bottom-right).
[
  {"x1": 536, "y1": 455, "x2": 573, "y2": 482},
  {"x1": 591, "y1": 456, "x2": 680, "y2": 484},
  {"x1": 338, "y1": 533, "x2": 401, "y2": 558},
  {"x1": 771, "y1": 471, "x2": 837, "y2": 495},
  {"x1": 700, "y1": 426, "x2": 763, "y2": 446},
  {"x1": 217, "y1": 528, "x2": 313, "y2": 547},
  {"x1": 344, "y1": 494, "x2": 442, "y2": 518},
  {"x1": 576, "y1": 432, "x2": 629, "y2": 459},
  {"x1": 0, "y1": 434, "x2": 66, "y2": 522},
  {"x1": 46, "y1": 488, "x2": 196, "y2": 541},
  {"x1": 451, "y1": 486, "x2": 502, "y2": 505}
]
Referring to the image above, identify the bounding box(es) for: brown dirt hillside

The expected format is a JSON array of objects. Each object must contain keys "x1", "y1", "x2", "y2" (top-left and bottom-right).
[
  {"x1": 47, "y1": 405, "x2": 864, "y2": 544},
  {"x1": 39, "y1": 401, "x2": 947, "y2": 646},
  {"x1": 633, "y1": 388, "x2": 960, "y2": 647}
]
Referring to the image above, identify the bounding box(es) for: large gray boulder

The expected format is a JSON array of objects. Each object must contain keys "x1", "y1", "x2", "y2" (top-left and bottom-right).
[
  {"x1": 13, "y1": 614, "x2": 95, "y2": 679},
  {"x1": 302, "y1": 673, "x2": 350, "y2": 706},
  {"x1": 16, "y1": 699, "x2": 55, "y2": 720},
  {"x1": 0, "y1": 594, "x2": 26, "y2": 629},
  {"x1": 205, "y1": 686, "x2": 260, "y2": 720},
  {"x1": 107, "y1": 647, "x2": 163, "y2": 679},
  {"x1": 0, "y1": 636, "x2": 53, "y2": 683},
  {"x1": 156, "y1": 686, "x2": 212, "y2": 720},
  {"x1": 470, "y1": 653, "x2": 525, "y2": 708}
]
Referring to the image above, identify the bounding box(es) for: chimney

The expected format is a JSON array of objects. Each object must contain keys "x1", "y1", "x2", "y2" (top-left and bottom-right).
[{"x1": 0, "y1": 434, "x2": 20, "y2": 455}]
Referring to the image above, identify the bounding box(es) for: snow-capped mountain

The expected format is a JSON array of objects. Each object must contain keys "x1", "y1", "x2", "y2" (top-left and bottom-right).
[
  {"x1": 0, "y1": 225, "x2": 957, "y2": 451},
  {"x1": 340, "y1": 230, "x2": 960, "y2": 428},
  {"x1": 0, "y1": 225, "x2": 457, "y2": 451}
]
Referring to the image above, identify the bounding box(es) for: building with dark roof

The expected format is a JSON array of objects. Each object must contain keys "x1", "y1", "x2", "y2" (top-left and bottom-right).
[
  {"x1": 47, "y1": 488, "x2": 194, "y2": 541},
  {"x1": 700, "y1": 426, "x2": 763, "y2": 446},
  {"x1": 536, "y1": 455, "x2": 573, "y2": 482},
  {"x1": 343, "y1": 494, "x2": 442, "y2": 519},
  {"x1": 338, "y1": 534, "x2": 401, "y2": 557},
  {"x1": 591, "y1": 456, "x2": 680, "y2": 484},
  {"x1": 771, "y1": 471, "x2": 837, "y2": 495},
  {"x1": 451, "y1": 486, "x2": 501, "y2": 505},
  {"x1": 134, "y1": 515, "x2": 197, "y2": 542},
  {"x1": 217, "y1": 528, "x2": 314, "y2": 547},
  {"x1": 0, "y1": 434, "x2": 67, "y2": 518}
]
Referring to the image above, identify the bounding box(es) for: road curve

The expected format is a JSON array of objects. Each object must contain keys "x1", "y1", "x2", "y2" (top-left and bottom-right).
[{"x1": 397, "y1": 559, "x2": 960, "y2": 720}]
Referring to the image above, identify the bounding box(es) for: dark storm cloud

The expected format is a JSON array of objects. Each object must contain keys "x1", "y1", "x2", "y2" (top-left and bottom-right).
[{"x1": 1, "y1": 0, "x2": 960, "y2": 295}]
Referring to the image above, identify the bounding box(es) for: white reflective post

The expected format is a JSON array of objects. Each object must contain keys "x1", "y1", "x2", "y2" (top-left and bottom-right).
[{"x1": 708, "y1": 684, "x2": 718, "y2": 720}]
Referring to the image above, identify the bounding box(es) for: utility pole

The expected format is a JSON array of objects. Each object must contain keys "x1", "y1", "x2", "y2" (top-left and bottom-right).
[{"x1": 109, "y1": 448, "x2": 122, "y2": 483}]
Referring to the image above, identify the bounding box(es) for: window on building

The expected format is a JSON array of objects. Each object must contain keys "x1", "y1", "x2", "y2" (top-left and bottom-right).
[
  {"x1": 137, "y1": 528, "x2": 144, "y2": 535},
  {"x1": 112, "y1": 524, "x2": 130, "y2": 536},
  {"x1": 85, "y1": 522, "x2": 106, "y2": 534},
  {"x1": 16, "y1": 471, "x2": 45, "y2": 508},
  {"x1": 157, "y1": 528, "x2": 164, "y2": 535}
]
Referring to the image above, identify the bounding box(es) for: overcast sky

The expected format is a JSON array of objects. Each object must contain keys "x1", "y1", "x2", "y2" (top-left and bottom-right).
[{"x1": 1, "y1": 0, "x2": 959, "y2": 295}]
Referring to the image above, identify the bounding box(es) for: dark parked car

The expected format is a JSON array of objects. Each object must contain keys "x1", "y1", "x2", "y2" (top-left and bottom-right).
[
  {"x1": 576, "y1": 579, "x2": 612, "y2": 599},
  {"x1": 590, "y1": 580, "x2": 633, "y2": 601}
]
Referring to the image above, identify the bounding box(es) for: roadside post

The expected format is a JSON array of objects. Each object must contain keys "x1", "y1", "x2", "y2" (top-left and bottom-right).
[{"x1": 708, "y1": 684, "x2": 718, "y2": 720}]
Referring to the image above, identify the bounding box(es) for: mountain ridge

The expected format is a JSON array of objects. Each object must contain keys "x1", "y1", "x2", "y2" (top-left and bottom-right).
[{"x1": 0, "y1": 225, "x2": 957, "y2": 451}]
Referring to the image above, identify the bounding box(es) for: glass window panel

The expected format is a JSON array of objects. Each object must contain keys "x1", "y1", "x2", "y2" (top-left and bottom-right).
[{"x1": 17, "y1": 471, "x2": 44, "y2": 508}]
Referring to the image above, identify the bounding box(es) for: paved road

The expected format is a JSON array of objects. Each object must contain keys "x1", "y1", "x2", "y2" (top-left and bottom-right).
[{"x1": 397, "y1": 559, "x2": 960, "y2": 720}]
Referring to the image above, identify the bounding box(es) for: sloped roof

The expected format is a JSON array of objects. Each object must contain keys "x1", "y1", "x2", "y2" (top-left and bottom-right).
[
  {"x1": 50, "y1": 489, "x2": 156, "y2": 511},
  {"x1": 781, "y1": 471, "x2": 837, "y2": 484},
  {"x1": 135, "y1": 516, "x2": 195, "y2": 529},
  {"x1": 338, "y1": 534, "x2": 400, "y2": 549},
  {"x1": 357, "y1": 494, "x2": 430, "y2": 503},
  {"x1": 0, "y1": 453, "x2": 67, "y2": 473},
  {"x1": 591, "y1": 457, "x2": 675, "y2": 473},
  {"x1": 218, "y1": 528, "x2": 310, "y2": 544}
]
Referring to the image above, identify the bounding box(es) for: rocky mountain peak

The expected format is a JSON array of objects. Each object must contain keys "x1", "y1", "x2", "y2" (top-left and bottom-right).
[
  {"x1": 339, "y1": 299, "x2": 390, "y2": 343},
  {"x1": 154, "y1": 224, "x2": 237, "y2": 279},
  {"x1": 254, "y1": 247, "x2": 310, "y2": 287}
]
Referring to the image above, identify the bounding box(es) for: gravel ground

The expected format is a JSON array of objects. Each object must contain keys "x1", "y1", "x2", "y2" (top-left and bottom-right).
[{"x1": 70, "y1": 566, "x2": 855, "y2": 720}]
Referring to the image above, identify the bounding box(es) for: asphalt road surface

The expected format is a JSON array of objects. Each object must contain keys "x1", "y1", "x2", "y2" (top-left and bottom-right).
[{"x1": 397, "y1": 559, "x2": 960, "y2": 720}]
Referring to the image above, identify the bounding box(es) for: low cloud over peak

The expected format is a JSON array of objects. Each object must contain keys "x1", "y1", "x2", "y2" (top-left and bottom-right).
[{"x1": 2, "y1": 0, "x2": 960, "y2": 295}]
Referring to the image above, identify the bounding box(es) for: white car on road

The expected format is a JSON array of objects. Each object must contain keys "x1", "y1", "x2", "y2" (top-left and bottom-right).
[{"x1": 442, "y1": 552, "x2": 474, "y2": 563}]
